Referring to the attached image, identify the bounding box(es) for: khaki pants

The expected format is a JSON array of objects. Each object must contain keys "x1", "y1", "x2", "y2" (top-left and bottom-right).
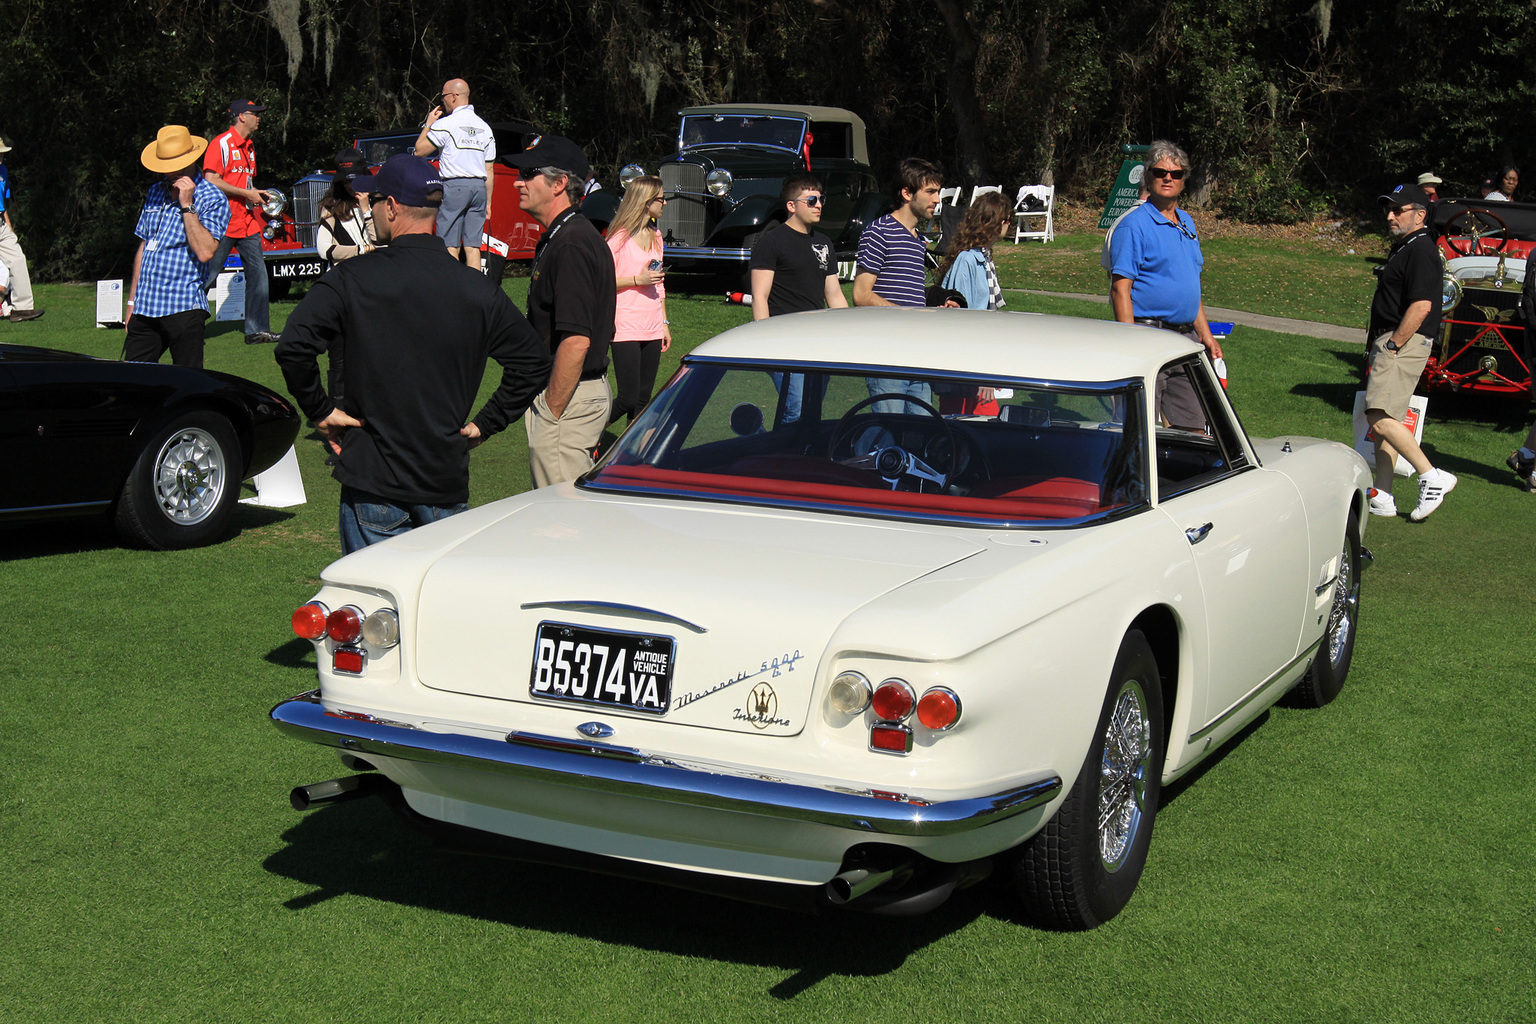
[
  {"x1": 526, "y1": 377, "x2": 612, "y2": 488},
  {"x1": 0, "y1": 220, "x2": 35, "y2": 310}
]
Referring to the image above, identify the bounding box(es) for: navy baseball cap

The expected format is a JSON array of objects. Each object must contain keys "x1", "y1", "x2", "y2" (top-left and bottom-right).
[
  {"x1": 500, "y1": 134, "x2": 591, "y2": 180},
  {"x1": 1379, "y1": 183, "x2": 1431, "y2": 208},
  {"x1": 368, "y1": 154, "x2": 443, "y2": 207},
  {"x1": 333, "y1": 148, "x2": 373, "y2": 190},
  {"x1": 229, "y1": 100, "x2": 268, "y2": 116}
]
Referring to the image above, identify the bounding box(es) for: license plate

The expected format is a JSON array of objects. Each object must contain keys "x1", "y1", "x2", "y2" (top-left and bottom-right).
[
  {"x1": 529, "y1": 622, "x2": 674, "y2": 713},
  {"x1": 271, "y1": 260, "x2": 323, "y2": 278}
]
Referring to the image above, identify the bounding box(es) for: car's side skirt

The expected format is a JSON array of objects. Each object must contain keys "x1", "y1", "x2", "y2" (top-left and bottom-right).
[{"x1": 1186, "y1": 638, "x2": 1320, "y2": 747}]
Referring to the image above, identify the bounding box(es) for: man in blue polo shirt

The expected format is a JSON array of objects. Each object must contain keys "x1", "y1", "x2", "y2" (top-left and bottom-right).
[{"x1": 1109, "y1": 139, "x2": 1222, "y2": 430}]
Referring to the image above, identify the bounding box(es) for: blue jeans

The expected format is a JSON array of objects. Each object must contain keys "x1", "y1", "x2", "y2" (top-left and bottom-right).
[
  {"x1": 339, "y1": 486, "x2": 468, "y2": 555},
  {"x1": 864, "y1": 377, "x2": 932, "y2": 415},
  {"x1": 204, "y1": 232, "x2": 269, "y2": 336}
]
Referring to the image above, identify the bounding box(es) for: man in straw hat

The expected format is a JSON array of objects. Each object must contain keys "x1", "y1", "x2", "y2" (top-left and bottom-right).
[
  {"x1": 0, "y1": 136, "x2": 43, "y2": 320},
  {"x1": 126, "y1": 125, "x2": 230, "y2": 368}
]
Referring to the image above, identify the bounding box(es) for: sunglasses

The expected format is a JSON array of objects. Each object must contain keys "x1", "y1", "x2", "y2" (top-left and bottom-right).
[
  {"x1": 795, "y1": 195, "x2": 825, "y2": 207},
  {"x1": 1148, "y1": 167, "x2": 1186, "y2": 180}
]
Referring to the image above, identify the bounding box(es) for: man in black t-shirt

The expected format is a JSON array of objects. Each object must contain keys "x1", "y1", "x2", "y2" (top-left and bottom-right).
[
  {"x1": 1364, "y1": 183, "x2": 1455, "y2": 521},
  {"x1": 502, "y1": 135, "x2": 616, "y2": 487},
  {"x1": 749, "y1": 174, "x2": 848, "y2": 421}
]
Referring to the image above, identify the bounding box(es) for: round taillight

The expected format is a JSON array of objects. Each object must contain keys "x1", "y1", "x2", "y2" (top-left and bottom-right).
[
  {"x1": 291, "y1": 602, "x2": 329, "y2": 641},
  {"x1": 871, "y1": 679, "x2": 915, "y2": 722},
  {"x1": 917, "y1": 687, "x2": 962, "y2": 731},
  {"x1": 361, "y1": 608, "x2": 400, "y2": 649},
  {"x1": 326, "y1": 606, "x2": 363, "y2": 644},
  {"x1": 828, "y1": 671, "x2": 872, "y2": 715}
]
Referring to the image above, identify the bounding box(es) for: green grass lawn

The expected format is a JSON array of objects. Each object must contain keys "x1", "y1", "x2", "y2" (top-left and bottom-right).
[
  {"x1": 994, "y1": 231, "x2": 1378, "y2": 329},
  {"x1": 2, "y1": 278, "x2": 1532, "y2": 1023}
]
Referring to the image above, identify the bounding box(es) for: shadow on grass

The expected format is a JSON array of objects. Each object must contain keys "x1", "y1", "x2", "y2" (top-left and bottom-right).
[
  {"x1": 265, "y1": 636, "x2": 316, "y2": 670},
  {"x1": 264, "y1": 798, "x2": 985, "y2": 993},
  {"x1": 0, "y1": 516, "x2": 119, "y2": 560}
]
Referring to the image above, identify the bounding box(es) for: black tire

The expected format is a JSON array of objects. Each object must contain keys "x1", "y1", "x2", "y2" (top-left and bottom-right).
[
  {"x1": 115, "y1": 411, "x2": 243, "y2": 550},
  {"x1": 1016, "y1": 629, "x2": 1165, "y2": 930},
  {"x1": 1285, "y1": 514, "x2": 1361, "y2": 708}
]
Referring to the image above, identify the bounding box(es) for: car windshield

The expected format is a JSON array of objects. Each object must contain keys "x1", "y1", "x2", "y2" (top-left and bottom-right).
[
  {"x1": 355, "y1": 135, "x2": 419, "y2": 167},
  {"x1": 587, "y1": 362, "x2": 1148, "y2": 526},
  {"x1": 680, "y1": 114, "x2": 806, "y2": 153}
]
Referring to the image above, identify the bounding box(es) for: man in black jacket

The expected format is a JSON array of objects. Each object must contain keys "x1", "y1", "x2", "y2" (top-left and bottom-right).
[{"x1": 276, "y1": 154, "x2": 550, "y2": 553}]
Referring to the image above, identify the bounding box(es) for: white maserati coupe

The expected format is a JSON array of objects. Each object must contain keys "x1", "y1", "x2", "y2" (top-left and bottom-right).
[{"x1": 272, "y1": 308, "x2": 1370, "y2": 929}]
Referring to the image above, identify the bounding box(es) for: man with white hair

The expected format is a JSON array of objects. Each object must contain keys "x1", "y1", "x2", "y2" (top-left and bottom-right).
[{"x1": 1108, "y1": 139, "x2": 1222, "y2": 430}]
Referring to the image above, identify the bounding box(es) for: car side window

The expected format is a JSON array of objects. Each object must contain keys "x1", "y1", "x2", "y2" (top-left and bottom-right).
[
  {"x1": 807, "y1": 123, "x2": 853, "y2": 160},
  {"x1": 1155, "y1": 357, "x2": 1251, "y2": 499}
]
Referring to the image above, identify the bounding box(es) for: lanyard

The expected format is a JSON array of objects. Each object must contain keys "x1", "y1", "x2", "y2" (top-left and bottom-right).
[{"x1": 531, "y1": 208, "x2": 577, "y2": 280}]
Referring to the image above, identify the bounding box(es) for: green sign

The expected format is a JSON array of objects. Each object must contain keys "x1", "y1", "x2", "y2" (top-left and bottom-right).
[{"x1": 1099, "y1": 146, "x2": 1149, "y2": 230}]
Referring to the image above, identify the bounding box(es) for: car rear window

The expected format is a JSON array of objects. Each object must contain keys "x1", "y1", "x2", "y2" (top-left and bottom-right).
[{"x1": 586, "y1": 363, "x2": 1148, "y2": 526}]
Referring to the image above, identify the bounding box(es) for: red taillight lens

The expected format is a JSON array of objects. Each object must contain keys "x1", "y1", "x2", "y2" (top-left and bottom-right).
[
  {"x1": 292, "y1": 602, "x2": 328, "y2": 640},
  {"x1": 871, "y1": 679, "x2": 915, "y2": 722},
  {"x1": 333, "y1": 647, "x2": 365, "y2": 674},
  {"x1": 326, "y1": 606, "x2": 363, "y2": 644},
  {"x1": 917, "y1": 687, "x2": 961, "y2": 730},
  {"x1": 869, "y1": 723, "x2": 912, "y2": 754}
]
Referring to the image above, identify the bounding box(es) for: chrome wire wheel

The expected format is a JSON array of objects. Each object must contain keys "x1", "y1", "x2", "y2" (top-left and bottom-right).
[
  {"x1": 1325, "y1": 536, "x2": 1358, "y2": 669},
  {"x1": 152, "y1": 426, "x2": 227, "y2": 525},
  {"x1": 1098, "y1": 680, "x2": 1153, "y2": 873}
]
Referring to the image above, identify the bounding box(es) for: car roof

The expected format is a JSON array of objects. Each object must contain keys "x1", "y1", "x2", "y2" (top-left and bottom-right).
[
  {"x1": 690, "y1": 308, "x2": 1203, "y2": 385},
  {"x1": 678, "y1": 104, "x2": 865, "y2": 130}
]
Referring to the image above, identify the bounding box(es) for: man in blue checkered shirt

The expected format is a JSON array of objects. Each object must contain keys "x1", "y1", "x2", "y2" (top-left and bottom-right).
[{"x1": 125, "y1": 125, "x2": 230, "y2": 368}]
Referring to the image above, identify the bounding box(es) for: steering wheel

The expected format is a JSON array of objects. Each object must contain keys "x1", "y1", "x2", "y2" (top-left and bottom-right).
[
  {"x1": 828, "y1": 393, "x2": 957, "y2": 491},
  {"x1": 1445, "y1": 209, "x2": 1510, "y2": 256}
]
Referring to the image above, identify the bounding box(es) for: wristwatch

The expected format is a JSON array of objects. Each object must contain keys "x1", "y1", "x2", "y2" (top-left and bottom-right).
[
  {"x1": 178, "y1": 205, "x2": 193, "y2": 214},
  {"x1": 1384, "y1": 339, "x2": 1402, "y2": 352}
]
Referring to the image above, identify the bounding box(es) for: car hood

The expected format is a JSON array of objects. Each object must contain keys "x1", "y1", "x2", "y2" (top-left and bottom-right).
[{"x1": 411, "y1": 494, "x2": 986, "y2": 735}]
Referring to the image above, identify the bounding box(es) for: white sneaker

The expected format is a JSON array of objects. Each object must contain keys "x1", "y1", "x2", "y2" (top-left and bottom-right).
[
  {"x1": 1408, "y1": 469, "x2": 1457, "y2": 521},
  {"x1": 1367, "y1": 487, "x2": 1398, "y2": 517}
]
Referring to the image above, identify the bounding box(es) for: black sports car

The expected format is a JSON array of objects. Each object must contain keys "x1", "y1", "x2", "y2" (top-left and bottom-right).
[{"x1": 1, "y1": 344, "x2": 301, "y2": 549}]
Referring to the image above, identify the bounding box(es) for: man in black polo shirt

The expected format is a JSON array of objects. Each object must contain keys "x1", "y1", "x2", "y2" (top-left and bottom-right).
[
  {"x1": 502, "y1": 135, "x2": 616, "y2": 487},
  {"x1": 275, "y1": 155, "x2": 550, "y2": 553},
  {"x1": 1363, "y1": 182, "x2": 1455, "y2": 521},
  {"x1": 750, "y1": 173, "x2": 848, "y2": 423}
]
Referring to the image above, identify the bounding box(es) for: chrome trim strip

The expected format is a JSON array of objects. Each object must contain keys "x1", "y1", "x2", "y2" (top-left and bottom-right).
[
  {"x1": 271, "y1": 694, "x2": 1061, "y2": 837},
  {"x1": 1314, "y1": 574, "x2": 1338, "y2": 596},
  {"x1": 682, "y1": 356, "x2": 1144, "y2": 395},
  {"x1": 0, "y1": 499, "x2": 112, "y2": 514},
  {"x1": 661, "y1": 245, "x2": 752, "y2": 260},
  {"x1": 519, "y1": 600, "x2": 708, "y2": 634},
  {"x1": 1188, "y1": 638, "x2": 1322, "y2": 743},
  {"x1": 507, "y1": 731, "x2": 645, "y2": 762}
]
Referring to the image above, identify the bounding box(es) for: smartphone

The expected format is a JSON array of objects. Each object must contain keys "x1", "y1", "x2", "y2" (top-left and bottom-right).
[{"x1": 648, "y1": 259, "x2": 664, "y2": 272}]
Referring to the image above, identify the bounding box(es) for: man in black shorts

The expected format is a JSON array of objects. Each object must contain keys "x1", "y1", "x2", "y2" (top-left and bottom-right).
[{"x1": 750, "y1": 173, "x2": 848, "y2": 421}]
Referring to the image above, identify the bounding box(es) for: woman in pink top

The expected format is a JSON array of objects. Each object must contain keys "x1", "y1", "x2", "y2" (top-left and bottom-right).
[{"x1": 605, "y1": 176, "x2": 671, "y2": 427}]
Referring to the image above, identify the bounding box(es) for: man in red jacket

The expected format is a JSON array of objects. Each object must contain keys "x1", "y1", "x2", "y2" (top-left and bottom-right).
[{"x1": 203, "y1": 99, "x2": 275, "y2": 344}]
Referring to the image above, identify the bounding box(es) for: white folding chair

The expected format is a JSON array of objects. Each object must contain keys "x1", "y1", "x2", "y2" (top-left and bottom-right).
[
  {"x1": 937, "y1": 186, "x2": 963, "y2": 208},
  {"x1": 970, "y1": 184, "x2": 1002, "y2": 204},
  {"x1": 1012, "y1": 184, "x2": 1055, "y2": 243}
]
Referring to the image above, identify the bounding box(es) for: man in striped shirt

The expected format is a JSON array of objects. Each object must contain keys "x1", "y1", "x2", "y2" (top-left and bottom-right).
[{"x1": 853, "y1": 157, "x2": 945, "y2": 411}]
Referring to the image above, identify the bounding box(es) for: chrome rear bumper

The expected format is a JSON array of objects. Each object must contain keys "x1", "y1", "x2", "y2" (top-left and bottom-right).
[{"x1": 271, "y1": 692, "x2": 1061, "y2": 838}]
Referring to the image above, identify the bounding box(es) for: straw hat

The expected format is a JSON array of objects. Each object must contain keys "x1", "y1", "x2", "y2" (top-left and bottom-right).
[
  {"x1": 141, "y1": 125, "x2": 208, "y2": 173},
  {"x1": 0, "y1": 137, "x2": 12, "y2": 154}
]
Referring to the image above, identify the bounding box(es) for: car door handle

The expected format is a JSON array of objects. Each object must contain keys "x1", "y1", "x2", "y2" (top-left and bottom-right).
[{"x1": 1185, "y1": 522, "x2": 1213, "y2": 544}]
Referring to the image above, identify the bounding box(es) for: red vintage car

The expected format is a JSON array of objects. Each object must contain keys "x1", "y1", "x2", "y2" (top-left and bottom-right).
[
  {"x1": 1428, "y1": 198, "x2": 1534, "y2": 396},
  {"x1": 254, "y1": 120, "x2": 554, "y2": 295}
]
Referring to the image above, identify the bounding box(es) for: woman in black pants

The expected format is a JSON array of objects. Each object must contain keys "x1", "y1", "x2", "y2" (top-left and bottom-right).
[{"x1": 605, "y1": 175, "x2": 671, "y2": 427}]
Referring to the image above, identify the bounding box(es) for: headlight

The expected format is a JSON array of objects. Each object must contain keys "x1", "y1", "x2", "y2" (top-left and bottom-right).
[
  {"x1": 619, "y1": 164, "x2": 646, "y2": 187},
  {"x1": 261, "y1": 188, "x2": 288, "y2": 217},
  {"x1": 1441, "y1": 274, "x2": 1462, "y2": 312},
  {"x1": 706, "y1": 167, "x2": 733, "y2": 197}
]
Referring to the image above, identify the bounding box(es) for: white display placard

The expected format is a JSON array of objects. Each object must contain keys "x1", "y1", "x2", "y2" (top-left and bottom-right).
[
  {"x1": 96, "y1": 279, "x2": 124, "y2": 327},
  {"x1": 213, "y1": 271, "x2": 246, "y2": 321}
]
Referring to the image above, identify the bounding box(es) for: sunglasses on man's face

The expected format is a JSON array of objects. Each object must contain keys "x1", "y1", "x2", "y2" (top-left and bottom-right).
[
  {"x1": 1148, "y1": 167, "x2": 1186, "y2": 181},
  {"x1": 796, "y1": 195, "x2": 825, "y2": 207}
]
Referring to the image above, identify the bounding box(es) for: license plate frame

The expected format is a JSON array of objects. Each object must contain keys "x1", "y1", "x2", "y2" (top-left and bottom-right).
[{"x1": 529, "y1": 621, "x2": 675, "y2": 714}]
